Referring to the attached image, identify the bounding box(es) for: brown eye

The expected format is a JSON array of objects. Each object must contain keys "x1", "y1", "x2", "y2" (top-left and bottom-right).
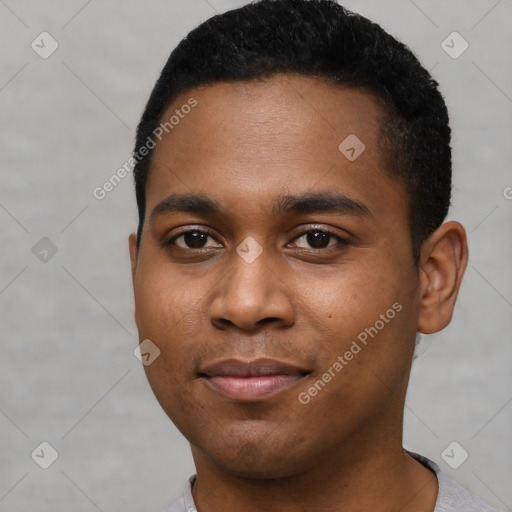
[
  {"x1": 290, "y1": 229, "x2": 349, "y2": 250},
  {"x1": 169, "y1": 229, "x2": 221, "y2": 249}
]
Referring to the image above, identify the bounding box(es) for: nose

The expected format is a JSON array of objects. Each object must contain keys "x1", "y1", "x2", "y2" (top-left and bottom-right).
[{"x1": 208, "y1": 246, "x2": 295, "y2": 332}]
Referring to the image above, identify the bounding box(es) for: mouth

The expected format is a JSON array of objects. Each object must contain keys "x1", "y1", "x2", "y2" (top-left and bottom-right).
[{"x1": 198, "y1": 358, "x2": 311, "y2": 401}]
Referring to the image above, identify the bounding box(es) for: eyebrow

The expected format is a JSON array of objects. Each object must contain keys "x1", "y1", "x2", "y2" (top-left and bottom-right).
[
  {"x1": 150, "y1": 191, "x2": 372, "y2": 222},
  {"x1": 273, "y1": 192, "x2": 372, "y2": 217}
]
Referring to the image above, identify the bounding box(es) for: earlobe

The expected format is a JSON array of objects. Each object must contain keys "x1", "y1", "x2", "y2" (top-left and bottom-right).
[
  {"x1": 128, "y1": 233, "x2": 138, "y2": 283},
  {"x1": 417, "y1": 221, "x2": 468, "y2": 334}
]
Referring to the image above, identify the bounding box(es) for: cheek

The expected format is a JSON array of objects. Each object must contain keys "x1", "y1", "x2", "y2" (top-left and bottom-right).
[
  {"x1": 301, "y1": 261, "x2": 413, "y2": 381},
  {"x1": 134, "y1": 267, "x2": 204, "y2": 425},
  {"x1": 142, "y1": 358, "x2": 205, "y2": 440},
  {"x1": 134, "y1": 259, "x2": 202, "y2": 338},
  {"x1": 132, "y1": 265, "x2": 210, "y2": 407},
  {"x1": 298, "y1": 260, "x2": 403, "y2": 334}
]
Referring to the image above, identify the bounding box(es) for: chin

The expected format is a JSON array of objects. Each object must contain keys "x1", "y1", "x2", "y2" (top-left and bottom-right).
[
  {"x1": 192, "y1": 425, "x2": 314, "y2": 479},
  {"x1": 206, "y1": 450, "x2": 309, "y2": 480}
]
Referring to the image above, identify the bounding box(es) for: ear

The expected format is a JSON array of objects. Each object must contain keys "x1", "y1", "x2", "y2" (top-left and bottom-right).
[
  {"x1": 128, "y1": 232, "x2": 138, "y2": 283},
  {"x1": 417, "y1": 221, "x2": 468, "y2": 334}
]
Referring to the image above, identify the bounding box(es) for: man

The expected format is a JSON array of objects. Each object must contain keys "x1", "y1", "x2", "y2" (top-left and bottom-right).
[{"x1": 128, "y1": 1, "x2": 499, "y2": 510}]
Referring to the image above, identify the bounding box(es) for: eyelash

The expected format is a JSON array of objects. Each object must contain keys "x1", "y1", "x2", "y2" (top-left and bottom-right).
[{"x1": 165, "y1": 226, "x2": 350, "y2": 252}]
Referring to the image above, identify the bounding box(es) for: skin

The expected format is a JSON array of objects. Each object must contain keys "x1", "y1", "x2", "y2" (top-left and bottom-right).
[{"x1": 129, "y1": 74, "x2": 468, "y2": 512}]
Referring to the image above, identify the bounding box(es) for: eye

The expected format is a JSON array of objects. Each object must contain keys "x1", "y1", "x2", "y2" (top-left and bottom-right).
[
  {"x1": 289, "y1": 228, "x2": 349, "y2": 250},
  {"x1": 168, "y1": 229, "x2": 222, "y2": 250},
  {"x1": 164, "y1": 226, "x2": 348, "y2": 252}
]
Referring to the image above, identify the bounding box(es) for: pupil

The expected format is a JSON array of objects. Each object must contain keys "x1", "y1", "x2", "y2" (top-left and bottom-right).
[
  {"x1": 184, "y1": 231, "x2": 207, "y2": 248},
  {"x1": 307, "y1": 231, "x2": 330, "y2": 248}
]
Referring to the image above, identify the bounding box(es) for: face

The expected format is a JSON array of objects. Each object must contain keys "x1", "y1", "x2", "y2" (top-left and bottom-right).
[{"x1": 129, "y1": 74, "x2": 423, "y2": 478}]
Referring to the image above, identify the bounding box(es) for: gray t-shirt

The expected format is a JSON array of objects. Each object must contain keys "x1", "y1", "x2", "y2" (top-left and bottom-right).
[{"x1": 164, "y1": 452, "x2": 500, "y2": 512}]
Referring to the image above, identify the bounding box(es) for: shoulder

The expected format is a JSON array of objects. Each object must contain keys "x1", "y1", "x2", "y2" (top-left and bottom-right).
[
  {"x1": 162, "y1": 496, "x2": 187, "y2": 512},
  {"x1": 408, "y1": 451, "x2": 501, "y2": 512},
  {"x1": 435, "y1": 471, "x2": 501, "y2": 512},
  {"x1": 163, "y1": 475, "x2": 197, "y2": 512}
]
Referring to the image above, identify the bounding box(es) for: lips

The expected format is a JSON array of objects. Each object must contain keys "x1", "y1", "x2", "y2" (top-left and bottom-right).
[{"x1": 199, "y1": 358, "x2": 310, "y2": 401}]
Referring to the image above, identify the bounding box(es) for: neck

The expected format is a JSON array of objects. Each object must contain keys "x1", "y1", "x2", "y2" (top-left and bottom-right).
[{"x1": 190, "y1": 434, "x2": 438, "y2": 512}]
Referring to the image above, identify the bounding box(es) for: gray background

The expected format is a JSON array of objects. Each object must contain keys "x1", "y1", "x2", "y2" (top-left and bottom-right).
[{"x1": 1, "y1": 0, "x2": 511, "y2": 510}]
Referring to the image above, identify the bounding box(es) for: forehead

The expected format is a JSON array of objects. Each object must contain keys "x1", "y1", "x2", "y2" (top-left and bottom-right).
[{"x1": 145, "y1": 74, "x2": 405, "y2": 219}]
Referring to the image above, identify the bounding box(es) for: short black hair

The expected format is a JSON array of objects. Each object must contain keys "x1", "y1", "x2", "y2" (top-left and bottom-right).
[{"x1": 133, "y1": 0, "x2": 451, "y2": 262}]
